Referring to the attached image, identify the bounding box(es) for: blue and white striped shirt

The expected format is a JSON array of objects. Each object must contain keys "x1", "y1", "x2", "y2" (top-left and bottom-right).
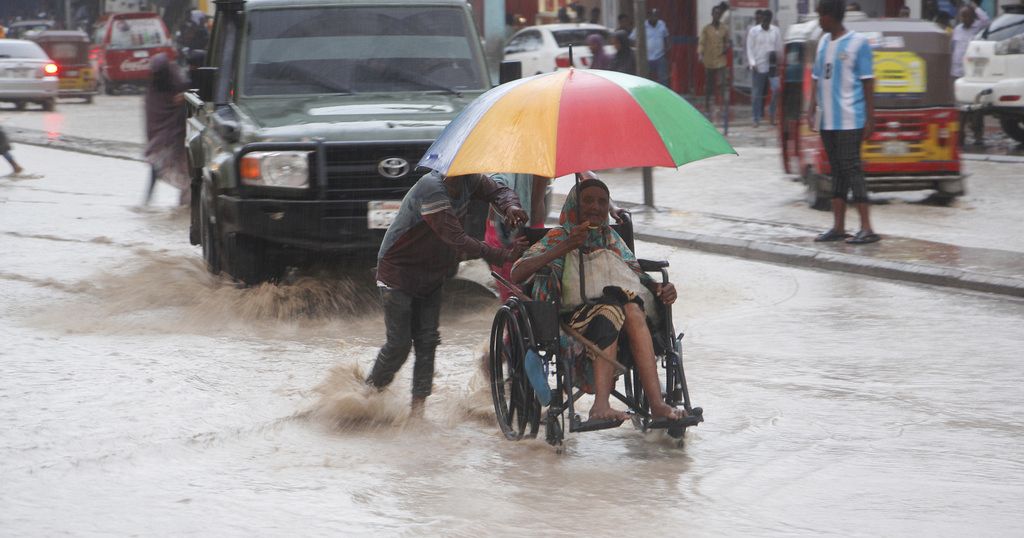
[{"x1": 812, "y1": 30, "x2": 874, "y2": 131}]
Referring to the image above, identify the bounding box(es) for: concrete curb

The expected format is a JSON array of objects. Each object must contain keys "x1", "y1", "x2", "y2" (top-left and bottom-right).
[{"x1": 635, "y1": 226, "x2": 1024, "y2": 298}]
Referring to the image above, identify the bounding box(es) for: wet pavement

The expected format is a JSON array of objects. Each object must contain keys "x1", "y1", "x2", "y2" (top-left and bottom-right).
[{"x1": 2, "y1": 144, "x2": 1023, "y2": 535}]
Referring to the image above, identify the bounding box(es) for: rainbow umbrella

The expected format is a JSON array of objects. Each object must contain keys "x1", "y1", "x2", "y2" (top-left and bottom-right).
[{"x1": 418, "y1": 68, "x2": 736, "y2": 177}]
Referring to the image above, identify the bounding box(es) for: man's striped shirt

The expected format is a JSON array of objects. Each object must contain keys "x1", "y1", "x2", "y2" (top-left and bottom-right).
[{"x1": 812, "y1": 30, "x2": 874, "y2": 131}]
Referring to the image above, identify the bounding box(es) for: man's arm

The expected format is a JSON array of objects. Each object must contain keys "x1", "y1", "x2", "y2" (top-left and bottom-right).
[
  {"x1": 421, "y1": 209, "x2": 516, "y2": 266},
  {"x1": 862, "y1": 78, "x2": 875, "y2": 140},
  {"x1": 974, "y1": 4, "x2": 990, "y2": 26},
  {"x1": 471, "y1": 174, "x2": 527, "y2": 227},
  {"x1": 746, "y1": 27, "x2": 757, "y2": 68},
  {"x1": 807, "y1": 77, "x2": 818, "y2": 131},
  {"x1": 698, "y1": 26, "x2": 706, "y2": 62}
]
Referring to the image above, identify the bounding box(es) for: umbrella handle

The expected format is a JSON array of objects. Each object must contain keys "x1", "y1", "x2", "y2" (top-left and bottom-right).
[{"x1": 576, "y1": 172, "x2": 586, "y2": 307}]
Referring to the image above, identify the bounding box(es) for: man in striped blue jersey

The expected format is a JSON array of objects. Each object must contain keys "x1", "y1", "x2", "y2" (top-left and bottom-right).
[{"x1": 807, "y1": 0, "x2": 880, "y2": 244}]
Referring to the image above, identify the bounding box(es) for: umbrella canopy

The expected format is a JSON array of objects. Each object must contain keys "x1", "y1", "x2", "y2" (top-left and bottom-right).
[{"x1": 418, "y1": 68, "x2": 736, "y2": 178}]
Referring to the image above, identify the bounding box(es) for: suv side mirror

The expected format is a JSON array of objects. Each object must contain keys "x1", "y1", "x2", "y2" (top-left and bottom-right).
[
  {"x1": 193, "y1": 66, "x2": 217, "y2": 102},
  {"x1": 499, "y1": 61, "x2": 522, "y2": 85}
]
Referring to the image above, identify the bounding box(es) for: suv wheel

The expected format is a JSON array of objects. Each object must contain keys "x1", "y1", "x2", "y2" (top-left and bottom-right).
[
  {"x1": 223, "y1": 234, "x2": 280, "y2": 286},
  {"x1": 199, "y1": 187, "x2": 221, "y2": 275},
  {"x1": 999, "y1": 116, "x2": 1024, "y2": 144}
]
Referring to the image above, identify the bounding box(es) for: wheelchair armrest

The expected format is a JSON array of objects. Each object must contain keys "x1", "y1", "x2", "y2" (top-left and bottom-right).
[{"x1": 638, "y1": 259, "x2": 670, "y2": 272}]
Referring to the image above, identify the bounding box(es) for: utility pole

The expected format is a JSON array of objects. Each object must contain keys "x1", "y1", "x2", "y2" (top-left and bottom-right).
[{"x1": 635, "y1": 0, "x2": 654, "y2": 208}]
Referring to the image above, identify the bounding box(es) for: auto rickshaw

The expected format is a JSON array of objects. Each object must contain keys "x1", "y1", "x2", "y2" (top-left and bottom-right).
[
  {"x1": 780, "y1": 17, "x2": 965, "y2": 209},
  {"x1": 31, "y1": 31, "x2": 98, "y2": 103}
]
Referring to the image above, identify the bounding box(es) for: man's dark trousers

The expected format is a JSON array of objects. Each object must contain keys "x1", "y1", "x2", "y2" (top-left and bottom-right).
[{"x1": 367, "y1": 285, "x2": 442, "y2": 398}]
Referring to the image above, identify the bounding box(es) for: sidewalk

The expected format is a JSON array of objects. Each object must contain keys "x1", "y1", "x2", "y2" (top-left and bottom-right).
[{"x1": 553, "y1": 193, "x2": 1024, "y2": 297}]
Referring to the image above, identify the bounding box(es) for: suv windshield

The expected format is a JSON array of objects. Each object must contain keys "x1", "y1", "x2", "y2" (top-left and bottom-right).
[
  {"x1": 979, "y1": 13, "x2": 1024, "y2": 41},
  {"x1": 243, "y1": 6, "x2": 487, "y2": 96},
  {"x1": 552, "y1": 28, "x2": 610, "y2": 48}
]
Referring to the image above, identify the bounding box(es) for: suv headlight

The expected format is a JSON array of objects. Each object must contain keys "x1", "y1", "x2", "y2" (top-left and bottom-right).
[
  {"x1": 995, "y1": 34, "x2": 1024, "y2": 55},
  {"x1": 240, "y1": 151, "x2": 311, "y2": 188}
]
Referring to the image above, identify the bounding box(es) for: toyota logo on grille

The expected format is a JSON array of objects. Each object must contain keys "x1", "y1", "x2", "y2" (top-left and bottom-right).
[{"x1": 378, "y1": 157, "x2": 410, "y2": 179}]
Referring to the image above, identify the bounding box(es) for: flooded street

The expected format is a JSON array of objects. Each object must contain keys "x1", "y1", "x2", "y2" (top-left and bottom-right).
[{"x1": 2, "y1": 144, "x2": 1022, "y2": 535}]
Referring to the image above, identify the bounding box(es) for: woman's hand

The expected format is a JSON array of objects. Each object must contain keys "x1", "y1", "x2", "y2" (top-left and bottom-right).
[
  {"x1": 564, "y1": 224, "x2": 588, "y2": 251},
  {"x1": 652, "y1": 282, "x2": 678, "y2": 305}
]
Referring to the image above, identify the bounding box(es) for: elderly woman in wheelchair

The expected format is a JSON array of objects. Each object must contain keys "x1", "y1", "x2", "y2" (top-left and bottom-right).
[{"x1": 490, "y1": 177, "x2": 702, "y2": 445}]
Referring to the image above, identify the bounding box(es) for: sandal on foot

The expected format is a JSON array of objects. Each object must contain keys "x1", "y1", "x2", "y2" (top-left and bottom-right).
[
  {"x1": 814, "y1": 229, "x2": 850, "y2": 242},
  {"x1": 846, "y1": 231, "x2": 881, "y2": 244}
]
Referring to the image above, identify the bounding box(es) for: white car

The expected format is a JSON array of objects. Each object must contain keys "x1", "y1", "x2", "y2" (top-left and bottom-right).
[
  {"x1": 956, "y1": 5, "x2": 1024, "y2": 143},
  {"x1": 0, "y1": 39, "x2": 59, "y2": 111},
  {"x1": 503, "y1": 23, "x2": 617, "y2": 75}
]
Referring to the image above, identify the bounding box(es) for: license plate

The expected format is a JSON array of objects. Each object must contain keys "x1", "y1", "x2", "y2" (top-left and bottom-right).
[
  {"x1": 881, "y1": 141, "x2": 909, "y2": 155},
  {"x1": 367, "y1": 200, "x2": 402, "y2": 230},
  {"x1": 133, "y1": 50, "x2": 149, "y2": 58},
  {"x1": 66, "y1": 70, "x2": 79, "y2": 76},
  {"x1": 971, "y1": 58, "x2": 988, "y2": 77}
]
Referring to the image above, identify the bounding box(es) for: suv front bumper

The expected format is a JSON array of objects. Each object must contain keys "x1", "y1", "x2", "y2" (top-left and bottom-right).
[{"x1": 217, "y1": 195, "x2": 388, "y2": 252}]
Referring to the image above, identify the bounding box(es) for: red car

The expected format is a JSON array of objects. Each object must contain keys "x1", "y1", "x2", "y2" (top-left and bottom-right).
[{"x1": 91, "y1": 12, "x2": 175, "y2": 94}]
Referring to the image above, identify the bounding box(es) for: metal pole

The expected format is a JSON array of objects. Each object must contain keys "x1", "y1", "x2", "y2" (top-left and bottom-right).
[{"x1": 635, "y1": 0, "x2": 654, "y2": 207}]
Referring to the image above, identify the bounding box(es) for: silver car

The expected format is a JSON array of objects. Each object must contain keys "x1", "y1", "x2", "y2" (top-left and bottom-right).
[{"x1": 0, "y1": 39, "x2": 59, "y2": 111}]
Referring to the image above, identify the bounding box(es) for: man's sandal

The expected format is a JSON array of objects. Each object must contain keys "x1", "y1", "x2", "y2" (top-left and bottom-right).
[
  {"x1": 814, "y1": 229, "x2": 851, "y2": 242},
  {"x1": 846, "y1": 231, "x2": 881, "y2": 244}
]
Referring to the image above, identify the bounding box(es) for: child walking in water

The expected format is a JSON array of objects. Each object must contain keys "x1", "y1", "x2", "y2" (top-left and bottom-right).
[{"x1": 0, "y1": 126, "x2": 24, "y2": 175}]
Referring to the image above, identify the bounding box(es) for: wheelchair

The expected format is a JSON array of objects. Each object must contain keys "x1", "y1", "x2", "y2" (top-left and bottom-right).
[{"x1": 488, "y1": 216, "x2": 704, "y2": 447}]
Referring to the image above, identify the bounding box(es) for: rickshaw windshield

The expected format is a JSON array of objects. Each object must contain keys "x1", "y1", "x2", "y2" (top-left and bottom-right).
[
  {"x1": 850, "y1": 23, "x2": 954, "y2": 108},
  {"x1": 41, "y1": 42, "x2": 89, "y2": 65}
]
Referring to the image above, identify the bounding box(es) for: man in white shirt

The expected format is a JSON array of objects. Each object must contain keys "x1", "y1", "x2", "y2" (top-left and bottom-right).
[
  {"x1": 631, "y1": 9, "x2": 671, "y2": 87},
  {"x1": 952, "y1": 3, "x2": 990, "y2": 144},
  {"x1": 746, "y1": 9, "x2": 783, "y2": 127}
]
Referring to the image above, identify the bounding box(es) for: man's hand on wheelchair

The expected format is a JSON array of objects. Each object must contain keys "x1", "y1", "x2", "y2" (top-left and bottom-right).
[
  {"x1": 504, "y1": 205, "x2": 528, "y2": 228},
  {"x1": 652, "y1": 282, "x2": 678, "y2": 305},
  {"x1": 509, "y1": 234, "x2": 530, "y2": 259}
]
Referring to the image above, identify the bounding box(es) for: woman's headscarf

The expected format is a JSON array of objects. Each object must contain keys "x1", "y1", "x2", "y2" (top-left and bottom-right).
[
  {"x1": 514, "y1": 179, "x2": 652, "y2": 302},
  {"x1": 587, "y1": 33, "x2": 612, "y2": 70}
]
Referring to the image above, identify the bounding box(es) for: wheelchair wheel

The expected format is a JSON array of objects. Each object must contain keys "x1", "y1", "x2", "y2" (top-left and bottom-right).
[{"x1": 489, "y1": 306, "x2": 541, "y2": 441}]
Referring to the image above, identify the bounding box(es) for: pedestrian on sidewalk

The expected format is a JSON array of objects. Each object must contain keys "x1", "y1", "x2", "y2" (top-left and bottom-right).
[
  {"x1": 746, "y1": 9, "x2": 782, "y2": 127},
  {"x1": 0, "y1": 126, "x2": 25, "y2": 175},
  {"x1": 610, "y1": 30, "x2": 637, "y2": 75},
  {"x1": 368, "y1": 171, "x2": 528, "y2": 417},
  {"x1": 631, "y1": 9, "x2": 671, "y2": 88},
  {"x1": 952, "y1": 2, "x2": 990, "y2": 146},
  {"x1": 586, "y1": 33, "x2": 612, "y2": 70},
  {"x1": 699, "y1": 4, "x2": 731, "y2": 121},
  {"x1": 808, "y1": 0, "x2": 880, "y2": 245}
]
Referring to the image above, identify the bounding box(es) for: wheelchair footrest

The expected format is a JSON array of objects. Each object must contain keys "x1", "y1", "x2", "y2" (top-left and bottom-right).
[
  {"x1": 571, "y1": 417, "x2": 626, "y2": 433},
  {"x1": 647, "y1": 414, "x2": 703, "y2": 429}
]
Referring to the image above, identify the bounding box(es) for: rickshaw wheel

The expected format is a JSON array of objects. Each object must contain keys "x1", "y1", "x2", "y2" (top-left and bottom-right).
[
  {"x1": 489, "y1": 306, "x2": 540, "y2": 441},
  {"x1": 42, "y1": 99, "x2": 55, "y2": 112},
  {"x1": 84, "y1": 95, "x2": 93, "y2": 104}
]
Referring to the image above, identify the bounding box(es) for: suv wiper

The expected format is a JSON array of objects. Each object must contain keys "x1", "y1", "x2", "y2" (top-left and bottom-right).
[
  {"x1": 364, "y1": 63, "x2": 463, "y2": 97},
  {"x1": 275, "y1": 61, "x2": 354, "y2": 95}
]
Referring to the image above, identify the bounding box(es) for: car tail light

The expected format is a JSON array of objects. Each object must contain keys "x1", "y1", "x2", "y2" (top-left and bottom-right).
[
  {"x1": 999, "y1": 95, "x2": 1021, "y2": 102},
  {"x1": 43, "y1": 63, "x2": 59, "y2": 76},
  {"x1": 555, "y1": 53, "x2": 571, "y2": 68}
]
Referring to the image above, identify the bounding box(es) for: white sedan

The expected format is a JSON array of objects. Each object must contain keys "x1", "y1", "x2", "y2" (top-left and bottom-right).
[
  {"x1": 503, "y1": 23, "x2": 618, "y2": 75},
  {"x1": 0, "y1": 40, "x2": 59, "y2": 111}
]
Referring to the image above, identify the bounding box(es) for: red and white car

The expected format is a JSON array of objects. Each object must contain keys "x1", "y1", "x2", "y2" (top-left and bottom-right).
[
  {"x1": 503, "y1": 23, "x2": 617, "y2": 75},
  {"x1": 91, "y1": 12, "x2": 176, "y2": 94}
]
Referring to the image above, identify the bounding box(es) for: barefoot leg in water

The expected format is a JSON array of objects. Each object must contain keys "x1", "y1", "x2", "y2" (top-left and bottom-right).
[{"x1": 623, "y1": 303, "x2": 687, "y2": 420}]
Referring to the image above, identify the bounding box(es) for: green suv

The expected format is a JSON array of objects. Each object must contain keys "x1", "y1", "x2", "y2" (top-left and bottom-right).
[{"x1": 186, "y1": 0, "x2": 492, "y2": 283}]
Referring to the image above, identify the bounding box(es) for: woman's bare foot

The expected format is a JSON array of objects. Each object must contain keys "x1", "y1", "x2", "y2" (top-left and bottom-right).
[
  {"x1": 650, "y1": 402, "x2": 687, "y2": 420},
  {"x1": 589, "y1": 402, "x2": 630, "y2": 422}
]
